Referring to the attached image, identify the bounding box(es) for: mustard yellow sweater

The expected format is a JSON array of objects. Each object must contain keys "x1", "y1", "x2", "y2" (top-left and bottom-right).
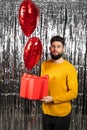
[{"x1": 41, "y1": 60, "x2": 78, "y2": 117}]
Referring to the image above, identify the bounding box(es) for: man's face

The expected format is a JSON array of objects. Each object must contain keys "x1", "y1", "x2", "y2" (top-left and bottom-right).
[{"x1": 49, "y1": 41, "x2": 64, "y2": 60}]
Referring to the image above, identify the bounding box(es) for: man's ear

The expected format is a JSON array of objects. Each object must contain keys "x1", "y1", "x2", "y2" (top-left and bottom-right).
[
  {"x1": 49, "y1": 46, "x2": 51, "y2": 51},
  {"x1": 63, "y1": 47, "x2": 65, "y2": 52}
]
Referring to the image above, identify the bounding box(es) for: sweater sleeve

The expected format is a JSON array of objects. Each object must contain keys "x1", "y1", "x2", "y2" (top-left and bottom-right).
[
  {"x1": 53, "y1": 67, "x2": 78, "y2": 104},
  {"x1": 41, "y1": 62, "x2": 45, "y2": 76}
]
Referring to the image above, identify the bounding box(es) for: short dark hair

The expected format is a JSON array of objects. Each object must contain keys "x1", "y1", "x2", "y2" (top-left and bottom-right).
[{"x1": 50, "y1": 35, "x2": 65, "y2": 46}]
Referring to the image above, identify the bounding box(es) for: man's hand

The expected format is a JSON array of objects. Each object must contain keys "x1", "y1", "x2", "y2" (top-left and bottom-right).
[{"x1": 41, "y1": 96, "x2": 53, "y2": 103}]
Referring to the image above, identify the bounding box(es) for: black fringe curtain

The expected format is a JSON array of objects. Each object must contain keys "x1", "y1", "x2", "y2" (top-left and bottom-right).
[{"x1": 0, "y1": 0, "x2": 87, "y2": 130}]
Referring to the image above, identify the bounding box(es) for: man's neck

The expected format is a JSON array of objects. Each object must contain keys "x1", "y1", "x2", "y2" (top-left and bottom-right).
[{"x1": 51, "y1": 57, "x2": 64, "y2": 64}]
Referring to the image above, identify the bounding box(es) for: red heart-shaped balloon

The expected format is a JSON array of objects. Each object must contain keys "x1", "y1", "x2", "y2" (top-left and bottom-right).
[
  {"x1": 23, "y1": 37, "x2": 42, "y2": 70},
  {"x1": 19, "y1": 0, "x2": 40, "y2": 36}
]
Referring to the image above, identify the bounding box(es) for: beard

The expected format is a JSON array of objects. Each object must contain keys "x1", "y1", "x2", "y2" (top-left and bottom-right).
[{"x1": 50, "y1": 53, "x2": 63, "y2": 60}]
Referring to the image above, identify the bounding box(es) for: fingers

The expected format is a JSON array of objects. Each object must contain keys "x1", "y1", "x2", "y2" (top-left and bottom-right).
[{"x1": 41, "y1": 97, "x2": 48, "y2": 103}]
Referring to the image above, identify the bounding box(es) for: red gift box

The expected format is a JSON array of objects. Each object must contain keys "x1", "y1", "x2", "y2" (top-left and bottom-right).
[{"x1": 20, "y1": 73, "x2": 49, "y2": 100}]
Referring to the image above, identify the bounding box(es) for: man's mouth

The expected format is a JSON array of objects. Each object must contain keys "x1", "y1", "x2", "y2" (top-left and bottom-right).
[{"x1": 53, "y1": 52, "x2": 58, "y2": 55}]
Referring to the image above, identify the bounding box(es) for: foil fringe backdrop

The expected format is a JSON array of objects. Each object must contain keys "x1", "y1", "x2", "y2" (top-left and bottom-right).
[
  {"x1": 0, "y1": 0, "x2": 87, "y2": 130},
  {"x1": 0, "y1": 0, "x2": 87, "y2": 93}
]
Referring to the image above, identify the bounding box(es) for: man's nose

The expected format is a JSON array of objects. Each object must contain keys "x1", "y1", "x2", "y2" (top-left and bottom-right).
[{"x1": 54, "y1": 46, "x2": 57, "y2": 50}]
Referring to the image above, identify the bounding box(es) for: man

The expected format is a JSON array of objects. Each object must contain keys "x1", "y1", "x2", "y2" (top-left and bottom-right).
[{"x1": 41, "y1": 35, "x2": 78, "y2": 130}]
